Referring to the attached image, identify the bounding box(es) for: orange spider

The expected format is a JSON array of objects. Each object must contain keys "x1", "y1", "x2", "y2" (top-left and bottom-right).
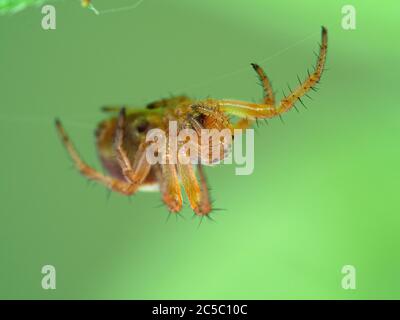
[{"x1": 55, "y1": 27, "x2": 328, "y2": 216}]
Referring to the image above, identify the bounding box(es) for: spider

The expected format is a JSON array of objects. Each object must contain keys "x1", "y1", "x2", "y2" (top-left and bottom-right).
[{"x1": 55, "y1": 27, "x2": 328, "y2": 216}]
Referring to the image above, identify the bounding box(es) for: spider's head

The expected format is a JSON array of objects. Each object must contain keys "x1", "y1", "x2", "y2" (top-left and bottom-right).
[
  {"x1": 189, "y1": 101, "x2": 231, "y2": 132},
  {"x1": 188, "y1": 101, "x2": 233, "y2": 165}
]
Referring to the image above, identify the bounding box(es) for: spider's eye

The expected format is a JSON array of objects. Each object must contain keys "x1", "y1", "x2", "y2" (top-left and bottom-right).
[
  {"x1": 136, "y1": 120, "x2": 149, "y2": 133},
  {"x1": 195, "y1": 113, "x2": 206, "y2": 125}
]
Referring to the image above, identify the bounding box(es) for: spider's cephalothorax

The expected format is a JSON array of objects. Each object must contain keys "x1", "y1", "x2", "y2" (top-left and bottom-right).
[{"x1": 55, "y1": 27, "x2": 328, "y2": 216}]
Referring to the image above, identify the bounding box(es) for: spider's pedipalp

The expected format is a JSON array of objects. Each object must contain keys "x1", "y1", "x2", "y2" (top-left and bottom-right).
[
  {"x1": 114, "y1": 108, "x2": 152, "y2": 187},
  {"x1": 176, "y1": 162, "x2": 212, "y2": 216},
  {"x1": 177, "y1": 162, "x2": 202, "y2": 215}
]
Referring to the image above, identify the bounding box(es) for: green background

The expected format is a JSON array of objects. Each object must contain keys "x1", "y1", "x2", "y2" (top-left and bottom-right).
[{"x1": 1, "y1": 0, "x2": 399, "y2": 299}]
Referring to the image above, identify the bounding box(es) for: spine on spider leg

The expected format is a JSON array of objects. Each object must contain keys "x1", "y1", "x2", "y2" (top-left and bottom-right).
[{"x1": 278, "y1": 26, "x2": 328, "y2": 113}]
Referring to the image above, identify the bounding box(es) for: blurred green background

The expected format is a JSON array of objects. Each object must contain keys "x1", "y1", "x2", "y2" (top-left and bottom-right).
[{"x1": 0, "y1": 0, "x2": 399, "y2": 299}]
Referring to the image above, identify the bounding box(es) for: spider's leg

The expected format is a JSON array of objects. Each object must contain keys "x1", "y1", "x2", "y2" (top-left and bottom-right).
[
  {"x1": 156, "y1": 159, "x2": 183, "y2": 213},
  {"x1": 161, "y1": 163, "x2": 183, "y2": 213},
  {"x1": 274, "y1": 26, "x2": 327, "y2": 114},
  {"x1": 114, "y1": 108, "x2": 152, "y2": 186},
  {"x1": 55, "y1": 119, "x2": 142, "y2": 195},
  {"x1": 217, "y1": 27, "x2": 328, "y2": 119},
  {"x1": 197, "y1": 164, "x2": 212, "y2": 215},
  {"x1": 177, "y1": 162, "x2": 211, "y2": 216},
  {"x1": 251, "y1": 63, "x2": 275, "y2": 106}
]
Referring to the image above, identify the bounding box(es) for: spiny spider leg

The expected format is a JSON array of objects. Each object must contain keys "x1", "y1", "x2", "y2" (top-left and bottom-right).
[
  {"x1": 217, "y1": 26, "x2": 328, "y2": 119},
  {"x1": 177, "y1": 162, "x2": 211, "y2": 216},
  {"x1": 55, "y1": 119, "x2": 145, "y2": 195},
  {"x1": 158, "y1": 153, "x2": 183, "y2": 213},
  {"x1": 197, "y1": 164, "x2": 212, "y2": 215}
]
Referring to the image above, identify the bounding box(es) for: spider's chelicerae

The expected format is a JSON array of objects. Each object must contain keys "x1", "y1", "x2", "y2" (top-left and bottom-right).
[{"x1": 55, "y1": 27, "x2": 328, "y2": 216}]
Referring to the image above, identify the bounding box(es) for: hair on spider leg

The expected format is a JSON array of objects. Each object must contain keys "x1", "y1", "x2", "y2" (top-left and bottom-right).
[
  {"x1": 281, "y1": 88, "x2": 286, "y2": 100},
  {"x1": 256, "y1": 80, "x2": 265, "y2": 88},
  {"x1": 84, "y1": 177, "x2": 98, "y2": 189},
  {"x1": 176, "y1": 212, "x2": 186, "y2": 221},
  {"x1": 85, "y1": 178, "x2": 95, "y2": 188},
  {"x1": 297, "y1": 97, "x2": 308, "y2": 110},
  {"x1": 296, "y1": 74, "x2": 303, "y2": 86},
  {"x1": 164, "y1": 208, "x2": 185, "y2": 223},
  {"x1": 286, "y1": 83, "x2": 300, "y2": 114},
  {"x1": 174, "y1": 212, "x2": 187, "y2": 223},
  {"x1": 197, "y1": 216, "x2": 205, "y2": 229},
  {"x1": 212, "y1": 208, "x2": 227, "y2": 212},
  {"x1": 194, "y1": 212, "x2": 218, "y2": 228},
  {"x1": 287, "y1": 83, "x2": 293, "y2": 94},
  {"x1": 165, "y1": 211, "x2": 172, "y2": 224},
  {"x1": 210, "y1": 207, "x2": 227, "y2": 216},
  {"x1": 205, "y1": 214, "x2": 216, "y2": 223}
]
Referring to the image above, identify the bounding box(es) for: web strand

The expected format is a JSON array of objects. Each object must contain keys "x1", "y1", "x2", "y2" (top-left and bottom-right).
[{"x1": 88, "y1": 0, "x2": 144, "y2": 15}]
